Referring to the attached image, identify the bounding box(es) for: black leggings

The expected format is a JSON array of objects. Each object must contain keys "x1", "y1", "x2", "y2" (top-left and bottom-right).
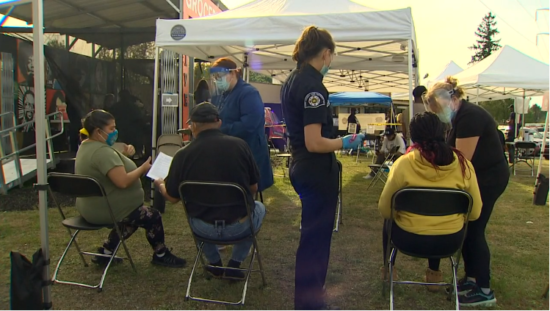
[
  {"x1": 382, "y1": 220, "x2": 465, "y2": 271},
  {"x1": 104, "y1": 205, "x2": 166, "y2": 253},
  {"x1": 462, "y1": 180, "x2": 508, "y2": 288}
]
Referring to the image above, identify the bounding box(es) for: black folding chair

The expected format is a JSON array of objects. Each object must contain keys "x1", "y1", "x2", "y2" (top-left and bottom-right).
[
  {"x1": 383, "y1": 188, "x2": 473, "y2": 310},
  {"x1": 48, "y1": 173, "x2": 136, "y2": 292},
  {"x1": 513, "y1": 141, "x2": 537, "y2": 176},
  {"x1": 334, "y1": 160, "x2": 343, "y2": 232},
  {"x1": 367, "y1": 145, "x2": 400, "y2": 191},
  {"x1": 178, "y1": 181, "x2": 266, "y2": 305}
]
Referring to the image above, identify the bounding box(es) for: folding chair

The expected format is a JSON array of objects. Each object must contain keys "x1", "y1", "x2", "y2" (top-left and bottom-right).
[
  {"x1": 157, "y1": 134, "x2": 183, "y2": 148},
  {"x1": 178, "y1": 181, "x2": 267, "y2": 305},
  {"x1": 366, "y1": 146, "x2": 400, "y2": 191},
  {"x1": 334, "y1": 160, "x2": 343, "y2": 232},
  {"x1": 383, "y1": 188, "x2": 473, "y2": 310},
  {"x1": 47, "y1": 172, "x2": 136, "y2": 292},
  {"x1": 513, "y1": 141, "x2": 537, "y2": 176}
]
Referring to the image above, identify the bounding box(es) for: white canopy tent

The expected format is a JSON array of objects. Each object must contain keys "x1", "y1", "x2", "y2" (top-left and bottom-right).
[
  {"x1": 426, "y1": 61, "x2": 463, "y2": 88},
  {"x1": 155, "y1": 0, "x2": 419, "y2": 119},
  {"x1": 454, "y1": 45, "x2": 549, "y2": 102}
]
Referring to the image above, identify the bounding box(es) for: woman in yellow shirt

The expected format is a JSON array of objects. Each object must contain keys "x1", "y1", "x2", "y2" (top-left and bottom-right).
[{"x1": 378, "y1": 112, "x2": 482, "y2": 291}]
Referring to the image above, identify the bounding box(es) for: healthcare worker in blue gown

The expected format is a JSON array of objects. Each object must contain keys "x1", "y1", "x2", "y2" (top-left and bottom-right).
[
  {"x1": 210, "y1": 58, "x2": 274, "y2": 193},
  {"x1": 281, "y1": 26, "x2": 365, "y2": 310}
]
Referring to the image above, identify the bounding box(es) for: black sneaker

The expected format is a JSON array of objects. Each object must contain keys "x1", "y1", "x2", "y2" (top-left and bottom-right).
[
  {"x1": 459, "y1": 286, "x2": 497, "y2": 307},
  {"x1": 205, "y1": 260, "x2": 224, "y2": 278},
  {"x1": 457, "y1": 277, "x2": 477, "y2": 296},
  {"x1": 151, "y1": 249, "x2": 186, "y2": 268},
  {"x1": 225, "y1": 259, "x2": 245, "y2": 280},
  {"x1": 91, "y1": 247, "x2": 122, "y2": 266}
]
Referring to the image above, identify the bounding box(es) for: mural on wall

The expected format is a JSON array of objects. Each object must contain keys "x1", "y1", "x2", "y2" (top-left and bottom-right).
[
  {"x1": 46, "y1": 89, "x2": 68, "y2": 121},
  {"x1": 18, "y1": 85, "x2": 35, "y2": 132}
]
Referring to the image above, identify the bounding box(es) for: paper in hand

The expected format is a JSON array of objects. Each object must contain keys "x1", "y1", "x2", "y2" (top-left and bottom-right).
[{"x1": 146, "y1": 152, "x2": 173, "y2": 180}]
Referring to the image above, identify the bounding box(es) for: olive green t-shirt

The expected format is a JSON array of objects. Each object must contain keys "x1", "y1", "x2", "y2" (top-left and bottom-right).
[{"x1": 75, "y1": 140, "x2": 144, "y2": 224}]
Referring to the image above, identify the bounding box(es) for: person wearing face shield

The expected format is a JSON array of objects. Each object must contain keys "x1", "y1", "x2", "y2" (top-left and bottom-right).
[
  {"x1": 423, "y1": 76, "x2": 509, "y2": 308},
  {"x1": 209, "y1": 58, "x2": 274, "y2": 194},
  {"x1": 281, "y1": 26, "x2": 365, "y2": 310}
]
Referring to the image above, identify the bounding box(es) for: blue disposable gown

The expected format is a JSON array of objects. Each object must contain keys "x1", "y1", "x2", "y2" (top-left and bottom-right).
[{"x1": 213, "y1": 79, "x2": 274, "y2": 192}]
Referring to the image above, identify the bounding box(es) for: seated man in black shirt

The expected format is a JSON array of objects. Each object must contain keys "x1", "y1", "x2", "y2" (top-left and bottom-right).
[{"x1": 155, "y1": 103, "x2": 266, "y2": 279}]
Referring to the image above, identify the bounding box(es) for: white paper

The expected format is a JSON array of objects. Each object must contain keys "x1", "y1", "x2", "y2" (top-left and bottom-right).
[{"x1": 147, "y1": 152, "x2": 173, "y2": 180}]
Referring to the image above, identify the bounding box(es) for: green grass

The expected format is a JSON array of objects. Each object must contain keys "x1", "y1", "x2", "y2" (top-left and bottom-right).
[{"x1": 0, "y1": 156, "x2": 548, "y2": 309}]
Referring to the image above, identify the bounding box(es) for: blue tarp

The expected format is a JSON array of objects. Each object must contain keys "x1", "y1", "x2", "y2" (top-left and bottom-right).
[{"x1": 329, "y1": 92, "x2": 392, "y2": 106}]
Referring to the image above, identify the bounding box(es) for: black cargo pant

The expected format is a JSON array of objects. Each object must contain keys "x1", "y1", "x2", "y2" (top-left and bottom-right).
[{"x1": 290, "y1": 154, "x2": 339, "y2": 310}]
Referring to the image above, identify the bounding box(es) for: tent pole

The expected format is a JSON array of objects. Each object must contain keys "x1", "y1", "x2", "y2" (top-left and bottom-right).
[
  {"x1": 476, "y1": 85, "x2": 479, "y2": 104},
  {"x1": 151, "y1": 47, "x2": 160, "y2": 199},
  {"x1": 33, "y1": 0, "x2": 52, "y2": 308},
  {"x1": 535, "y1": 108, "x2": 549, "y2": 185},
  {"x1": 522, "y1": 89, "x2": 526, "y2": 132},
  {"x1": 407, "y1": 39, "x2": 413, "y2": 122}
]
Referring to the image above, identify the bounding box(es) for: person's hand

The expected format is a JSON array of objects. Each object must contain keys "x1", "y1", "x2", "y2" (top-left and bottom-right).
[
  {"x1": 154, "y1": 178, "x2": 164, "y2": 189},
  {"x1": 140, "y1": 157, "x2": 152, "y2": 174},
  {"x1": 123, "y1": 144, "x2": 136, "y2": 157},
  {"x1": 342, "y1": 133, "x2": 365, "y2": 150}
]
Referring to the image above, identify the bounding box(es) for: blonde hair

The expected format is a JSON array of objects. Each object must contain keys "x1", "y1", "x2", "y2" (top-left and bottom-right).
[{"x1": 424, "y1": 76, "x2": 466, "y2": 113}]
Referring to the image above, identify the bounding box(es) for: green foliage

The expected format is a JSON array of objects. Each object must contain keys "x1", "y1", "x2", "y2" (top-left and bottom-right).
[
  {"x1": 481, "y1": 99, "x2": 546, "y2": 124},
  {"x1": 468, "y1": 12, "x2": 502, "y2": 64},
  {"x1": 45, "y1": 38, "x2": 66, "y2": 50}
]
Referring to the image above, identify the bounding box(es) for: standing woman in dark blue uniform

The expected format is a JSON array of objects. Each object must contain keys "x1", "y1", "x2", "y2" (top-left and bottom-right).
[{"x1": 281, "y1": 26, "x2": 365, "y2": 310}]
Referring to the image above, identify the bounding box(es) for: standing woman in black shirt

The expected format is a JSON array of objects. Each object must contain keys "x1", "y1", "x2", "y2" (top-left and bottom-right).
[
  {"x1": 281, "y1": 26, "x2": 364, "y2": 310},
  {"x1": 423, "y1": 77, "x2": 509, "y2": 308}
]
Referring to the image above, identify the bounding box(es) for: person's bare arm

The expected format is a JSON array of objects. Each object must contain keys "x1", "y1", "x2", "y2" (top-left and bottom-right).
[
  {"x1": 107, "y1": 157, "x2": 151, "y2": 189},
  {"x1": 455, "y1": 137, "x2": 480, "y2": 161},
  {"x1": 155, "y1": 179, "x2": 180, "y2": 204},
  {"x1": 304, "y1": 124, "x2": 343, "y2": 153}
]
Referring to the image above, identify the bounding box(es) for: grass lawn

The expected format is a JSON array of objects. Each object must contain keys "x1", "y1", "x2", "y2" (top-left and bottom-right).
[{"x1": 0, "y1": 156, "x2": 548, "y2": 310}]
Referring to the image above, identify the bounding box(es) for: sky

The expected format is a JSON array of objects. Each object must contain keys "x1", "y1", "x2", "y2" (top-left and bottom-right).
[{"x1": 1, "y1": 0, "x2": 548, "y2": 103}]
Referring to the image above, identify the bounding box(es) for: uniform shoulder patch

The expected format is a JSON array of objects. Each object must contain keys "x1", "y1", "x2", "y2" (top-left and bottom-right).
[{"x1": 304, "y1": 92, "x2": 325, "y2": 109}]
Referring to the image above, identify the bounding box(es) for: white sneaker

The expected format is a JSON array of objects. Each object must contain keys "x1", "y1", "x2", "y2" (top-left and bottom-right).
[{"x1": 363, "y1": 175, "x2": 374, "y2": 180}]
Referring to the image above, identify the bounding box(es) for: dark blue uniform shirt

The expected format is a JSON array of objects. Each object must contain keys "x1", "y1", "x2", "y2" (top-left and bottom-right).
[{"x1": 281, "y1": 63, "x2": 334, "y2": 161}]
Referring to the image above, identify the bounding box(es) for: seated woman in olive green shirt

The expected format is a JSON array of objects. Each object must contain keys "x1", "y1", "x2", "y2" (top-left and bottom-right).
[{"x1": 75, "y1": 110, "x2": 185, "y2": 268}]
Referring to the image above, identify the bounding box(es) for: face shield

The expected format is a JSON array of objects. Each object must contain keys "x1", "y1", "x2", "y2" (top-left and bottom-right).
[
  {"x1": 209, "y1": 67, "x2": 237, "y2": 98},
  {"x1": 422, "y1": 89, "x2": 456, "y2": 124}
]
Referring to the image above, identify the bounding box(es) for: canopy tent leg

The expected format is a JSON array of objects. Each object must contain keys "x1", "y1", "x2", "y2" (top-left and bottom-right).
[
  {"x1": 151, "y1": 47, "x2": 161, "y2": 200},
  {"x1": 407, "y1": 39, "x2": 414, "y2": 123},
  {"x1": 535, "y1": 105, "x2": 549, "y2": 184},
  {"x1": 476, "y1": 85, "x2": 479, "y2": 104},
  {"x1": 32, "y1": 0, "x2": 52, "y2": 308}
]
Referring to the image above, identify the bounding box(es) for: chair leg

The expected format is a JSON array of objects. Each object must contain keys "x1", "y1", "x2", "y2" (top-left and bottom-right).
[
  {"x1": 65, "y1": 227, "x2": 88, "y2": 267},
  {"x1": 450, "y1": 256, "x2": 459, "y2": 310},
  {"x1": 185, "y1": 242, "x2": 204, "y2": 301},
  {"x1": 114, "y1": 224, "x2": 137, "y2": 273},
  {"x1": 53, "y1": 229, "x2": 81, "y2": 283},
  {"x1": 389, "y1": 248, "x2": 397, "y2": 311},
  {"x1": 97, "y1": 241, "x2": 122, "y2": 292},
  {"x1": 253, "y1": 238, "x2": 267, "y2": 286}
]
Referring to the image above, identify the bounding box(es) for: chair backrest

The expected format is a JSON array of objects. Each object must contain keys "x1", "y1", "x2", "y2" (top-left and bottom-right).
[
  {"x1": 48, "y1": 172, "x2": 106, "y2": 197},
  {"x1": 391, "y1": 187, "x2": 472, "y2": 217},
  {"x1": 157, "y1": 134, "x2": 183, "y2": 148},
  {"x1": 178, "y1": 181, "x2": 256, "y2": 237},
  {"x1": 158, "y1": 144, "x2": 181, "y2": 157},
  {"x1": 515, "y1": 141, "x2": 537, "y2": 150}
]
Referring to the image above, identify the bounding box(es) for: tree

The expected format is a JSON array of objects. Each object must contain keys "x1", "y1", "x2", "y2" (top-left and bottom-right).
[
  {"x1": 45, "y1": 38, "x2": 66, "y2": 50},
  {"x1": 480, "y1": 98, "x2": 512, "y2": 124},
  {"x1": 468, "y1": 12, "x2": 502, "y2": 64}
]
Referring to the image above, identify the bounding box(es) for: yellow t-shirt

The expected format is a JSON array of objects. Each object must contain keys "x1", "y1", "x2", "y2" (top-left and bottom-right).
[
  {"x1": 378, "y1": 150, "x2": 482, "y2": 235},
  {"x1": 75, "y1": 140, "x2": 144, "y2": 224}
]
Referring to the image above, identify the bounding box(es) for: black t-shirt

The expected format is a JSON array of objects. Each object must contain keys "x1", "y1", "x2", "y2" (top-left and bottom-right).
[
  {"x1": 281, "y1": 63, "x2": 334, "y2": 161},
  {"x1": 347, "y1": 114, "x2": 361, "y2": 133},
  {"x1": 447, "y1": 100, "x2": 509, "y2": 185},
  {"x1": 164, "y1": 129, "x2": 259, "y2": 223}
]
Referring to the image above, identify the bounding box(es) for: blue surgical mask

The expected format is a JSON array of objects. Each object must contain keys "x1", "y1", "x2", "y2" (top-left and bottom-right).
[
  {"x1": 215, "y1": 76, "x2": 230, "y2": 92},
  {"x1": 436, "y1": 106, "x2": 454, "y2": 124},
  {"x1": 102, "y1": 129, "x2": 118, "y2": 146},
  {"x1": 320, "y1": 55, "x2": 332, "y2": 76}
]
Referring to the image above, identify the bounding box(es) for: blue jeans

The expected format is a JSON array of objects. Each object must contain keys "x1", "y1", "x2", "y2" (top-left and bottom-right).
[{"x1": 189, "y1": 201, "x2": 266, "y2": 263}]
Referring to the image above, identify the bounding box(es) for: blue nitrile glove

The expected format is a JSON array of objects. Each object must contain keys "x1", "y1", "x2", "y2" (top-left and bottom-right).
[{"x1": 342, "y1": 133, "x2": 365, "y2": 150}]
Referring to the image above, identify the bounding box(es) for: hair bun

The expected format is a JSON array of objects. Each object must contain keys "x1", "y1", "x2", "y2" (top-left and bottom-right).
[{"x1": 445, "y1": 76, "x2": 459, "y2": 88}]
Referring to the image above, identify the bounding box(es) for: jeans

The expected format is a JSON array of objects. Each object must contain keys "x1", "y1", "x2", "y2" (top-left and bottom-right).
[{"x1": 189, "y1": 201, "x2": 266, "y2": 263}]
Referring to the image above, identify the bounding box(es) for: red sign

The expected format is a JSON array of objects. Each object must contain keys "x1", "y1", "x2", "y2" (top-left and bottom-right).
[{"x1": 184, "y1": 0, "x2": 221, "y2": 18}]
